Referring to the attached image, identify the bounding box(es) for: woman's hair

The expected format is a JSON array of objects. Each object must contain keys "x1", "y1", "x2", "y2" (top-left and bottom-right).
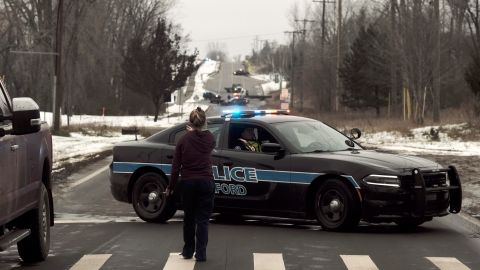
[{"x1": 189, "y1": 107, "x2": 207, "y2": 129}]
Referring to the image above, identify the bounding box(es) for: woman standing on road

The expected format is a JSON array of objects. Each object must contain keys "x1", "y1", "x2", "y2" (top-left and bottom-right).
[{"x1": 166, "y1": 107, "x2": 215, "y2": 262}]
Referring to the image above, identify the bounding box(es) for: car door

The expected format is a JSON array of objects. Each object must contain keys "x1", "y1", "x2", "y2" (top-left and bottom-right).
[
  {"x1": 0, "y1": 85, "x2": 17, "y2": 224},
  {"x1": 214, "y1": 120, "x2": 292, "y2": 213},
  {"x1": 162, "y1": 119, "x2": 225, "y2": 189}
]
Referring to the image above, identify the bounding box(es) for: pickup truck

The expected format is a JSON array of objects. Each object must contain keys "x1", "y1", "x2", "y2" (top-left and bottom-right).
[{"x1": 0, "y1": 80, "x2": 53, "y2": 262}]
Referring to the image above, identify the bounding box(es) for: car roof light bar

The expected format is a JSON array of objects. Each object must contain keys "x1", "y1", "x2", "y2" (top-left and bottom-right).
[{"x1": 221, "y1": 109, "x2": 290, "y2": 118}]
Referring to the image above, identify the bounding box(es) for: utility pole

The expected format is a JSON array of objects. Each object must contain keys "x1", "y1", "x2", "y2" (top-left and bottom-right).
[
  {"x1": 53, "y1": 0, "x2": 64, "y2": 133},
  {"x1": 433, "y1": 0, "x2": 441, "y2": 123},
  {"x1": 335, "y1": 0, "x2": 342, "y2": 112},
  {"x1": 295, "y1": 19, "x2": 315, "y2": 112},
  {"x1": 285, "y1": 30, "x2": 302, "y2": 110},
  {"x1": 313, "y1": 0, "x2": 335, "y2": 55}
]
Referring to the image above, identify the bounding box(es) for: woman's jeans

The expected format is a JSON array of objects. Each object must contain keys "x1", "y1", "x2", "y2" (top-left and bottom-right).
[{"x1": 181, "y1": 179, "x2": 215, "y2": 260}]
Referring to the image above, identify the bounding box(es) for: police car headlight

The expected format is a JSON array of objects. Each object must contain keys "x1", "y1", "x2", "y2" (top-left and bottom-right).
[{"x1": 363, "y1": 174, "x2": 400, "y2": 188}]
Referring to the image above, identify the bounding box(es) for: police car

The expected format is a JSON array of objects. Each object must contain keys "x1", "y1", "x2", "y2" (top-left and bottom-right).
[{"x1": 109, "y1": 110, "x2": 462, "y2": 230}]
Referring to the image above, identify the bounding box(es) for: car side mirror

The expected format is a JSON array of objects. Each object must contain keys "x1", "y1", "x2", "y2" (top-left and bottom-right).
[
  {"x1": 350, "y1": 128, "x2": 362, "y2": 140},
  {"x1": 12, "y1": 97, "x2": 41, "y2": 135},
  {"x1": 262, "y1": 143, "x2": 282, "y2": 154}
]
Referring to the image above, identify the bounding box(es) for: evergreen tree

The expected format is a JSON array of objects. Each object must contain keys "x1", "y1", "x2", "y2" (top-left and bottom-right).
[
  {"x1": 340, "y1": 24, "x2": 390, "y2": 116},
  {"x1": 122, "y1": 19, "x2": 198, "y2": 121}
]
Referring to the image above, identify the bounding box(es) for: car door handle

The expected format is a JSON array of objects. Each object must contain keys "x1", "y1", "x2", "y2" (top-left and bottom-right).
[
  {"x1": 223, "y1": 162, "x2": 233, "y2": 167},
  {"x1": 166, "y1": 155, "x2": 174, "y2": 159},
  {"x1": 10, "y1": 145, "x2": 19, "y2": 152}
]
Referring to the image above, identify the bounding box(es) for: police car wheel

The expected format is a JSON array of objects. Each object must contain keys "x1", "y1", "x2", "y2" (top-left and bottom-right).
[
  {"x1": 314, "y1": 179, "x2": 359, "y2": 231},
  {"x1": 132, "y1": 172, "x2": 176, "y2": 223}
]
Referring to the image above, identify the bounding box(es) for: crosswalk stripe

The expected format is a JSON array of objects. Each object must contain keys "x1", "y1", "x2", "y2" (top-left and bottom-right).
[
  {"x1": 69, "y1": 254, "x2": 112, "y2": 270},
  {"x1": 163, "y1": 253, "x2": 196, "y2": 270},
  {"x1": 253, "y1": 253, "x2": 286, "y2": 270},
  {"x1": 340, "y1": 255, "x2": 379, "y2": 270},
  {"x1": 426, "y1": 257, "x2": 471, "y2": 270}
]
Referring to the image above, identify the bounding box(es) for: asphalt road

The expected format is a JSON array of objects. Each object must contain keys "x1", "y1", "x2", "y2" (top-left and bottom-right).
[
  {"x1": 204, "y1": 62, "x2": 267, "y2": 117},
  {"x1": 1, "y1": 157, "x2": 480, "y2": 270}
]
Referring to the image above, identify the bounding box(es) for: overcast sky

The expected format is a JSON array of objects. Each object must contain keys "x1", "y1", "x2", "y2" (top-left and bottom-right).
[{"x1": 170, "y1": 0, "x2": 302, "y2": 59}]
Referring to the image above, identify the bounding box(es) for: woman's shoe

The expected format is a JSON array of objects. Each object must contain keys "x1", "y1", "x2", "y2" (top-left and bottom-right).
[{"x1": 180, "y1": 253, "x2": 193, "y2": 259}]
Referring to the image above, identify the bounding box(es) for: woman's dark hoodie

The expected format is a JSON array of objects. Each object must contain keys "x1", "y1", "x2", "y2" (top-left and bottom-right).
[{"x1": 169, "y1": 129, "x2": 215, "y2": 190}]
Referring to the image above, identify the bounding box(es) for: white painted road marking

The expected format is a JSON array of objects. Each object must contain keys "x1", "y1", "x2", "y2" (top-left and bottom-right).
[
  {"x1": 163, "y1": 253, "x2": 196, "y2": 270},
  {"x1": 426, "y1": 257, "x2": 471, "y2": 270},
  {"x1": 340, "y1": 255, "x2": 379, "y2": 270},
  {"x1": 69, "y1": 254, "x2": 112, "y2": 270},
  {"x1": 254, "y1": 253, "x2": 286, "y2": 270},
  {"x1": 66, "y1": 165, "x2": 109, "y2": 191}
]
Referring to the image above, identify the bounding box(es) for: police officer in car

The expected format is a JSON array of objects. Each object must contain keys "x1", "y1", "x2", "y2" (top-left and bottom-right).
[{"x1": 235, "y1": 127, "x2": 260, "y2": 152}]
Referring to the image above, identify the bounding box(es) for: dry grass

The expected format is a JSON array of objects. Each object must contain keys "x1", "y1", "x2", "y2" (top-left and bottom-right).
[{"x1": 289, "y1": 107, "x2": 476, "y2": 135}]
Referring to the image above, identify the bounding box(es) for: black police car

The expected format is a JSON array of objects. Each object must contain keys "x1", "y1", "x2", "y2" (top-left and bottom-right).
[{"x1": 109, "y1": 110, "x2": 462, "y2": 230}]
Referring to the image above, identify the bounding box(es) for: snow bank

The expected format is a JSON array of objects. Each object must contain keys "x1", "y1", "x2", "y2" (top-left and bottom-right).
[{"x1": 53, "y1": 133, "x2": 137, "y2": 172}]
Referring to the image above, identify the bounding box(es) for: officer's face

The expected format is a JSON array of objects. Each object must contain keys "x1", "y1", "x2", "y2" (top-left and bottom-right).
[{"x1": 242, "y1": 129, "x2": 255, "y2": 140}]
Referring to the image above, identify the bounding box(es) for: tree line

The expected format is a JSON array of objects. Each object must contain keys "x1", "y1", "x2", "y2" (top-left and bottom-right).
[
  {"x1": 249, "y1": 0, "x2": 480, "y2": 123},
  {"x1": 0, "y1": 0, "x2": 197, "y2": 126}
]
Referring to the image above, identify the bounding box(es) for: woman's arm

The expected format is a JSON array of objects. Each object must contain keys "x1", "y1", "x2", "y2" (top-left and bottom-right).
[{"x1": 168, "y1": 141, "x2": 183, "y2": 193}]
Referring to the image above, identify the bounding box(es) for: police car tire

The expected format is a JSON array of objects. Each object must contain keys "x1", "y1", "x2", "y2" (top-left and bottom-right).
[
  {"x1": 314, "y1": 179, "x2": 360, "y2": 231},
  {"x1": 132, "y1": 172, "x2": 176, "y2": 223},
  {"x1": 17, "y1": 183, "x2": 50, "y2": 263}
]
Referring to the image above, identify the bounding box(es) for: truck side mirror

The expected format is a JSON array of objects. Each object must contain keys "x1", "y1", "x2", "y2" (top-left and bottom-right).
[{"x1": 12, "y1": 97, "x2": 41, "y2": 135}]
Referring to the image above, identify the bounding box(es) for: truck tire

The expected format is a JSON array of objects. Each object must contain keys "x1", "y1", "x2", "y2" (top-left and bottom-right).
[
  {"x1": 132, "y1": 172, "x2": 176, "y2": 223},
  {"x1": 314, "y1": 179, "x2": 360, "y2": 231},
  {"x1": 17, "y1": 183, "x2": 51, "y2": 263}
]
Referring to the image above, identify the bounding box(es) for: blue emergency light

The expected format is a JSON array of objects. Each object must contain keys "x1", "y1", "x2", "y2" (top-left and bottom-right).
[{"x1": 221, "y1": 109, "x2": 290, "y2": 118}]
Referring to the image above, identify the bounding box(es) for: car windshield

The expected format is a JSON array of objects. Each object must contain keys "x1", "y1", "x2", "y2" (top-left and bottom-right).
[{"x1": 273, "y1": 120, "x2": 361, "y2": 153}]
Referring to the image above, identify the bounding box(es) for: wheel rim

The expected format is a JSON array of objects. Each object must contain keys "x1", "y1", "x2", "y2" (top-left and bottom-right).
[
  {"x1": 317, "y1": 189, "x2": 346, "y2": 225},
  {"x1": 136, "y1": 176, "x2": 166, "y2": 214}
]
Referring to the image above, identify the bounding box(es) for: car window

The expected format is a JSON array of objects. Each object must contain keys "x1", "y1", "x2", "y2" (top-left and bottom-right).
[
  {"x1": 228, "y1": 123, "x2": 277, "y2": 152},
  {"x1": 273, "y1": 120, "x2": 361, "y2": 153},
  {"x1": 172, "y1": 123, "x2": 223, "y2": 148}
]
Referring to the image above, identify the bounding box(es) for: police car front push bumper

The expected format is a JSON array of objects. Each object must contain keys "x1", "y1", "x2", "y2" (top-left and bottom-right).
[
  {"x1": 362, "y1": 166, "x2": 462, "y2": 220},
  {"x1": 411, "y1": 166, "x2": 462, "y2": 217}
]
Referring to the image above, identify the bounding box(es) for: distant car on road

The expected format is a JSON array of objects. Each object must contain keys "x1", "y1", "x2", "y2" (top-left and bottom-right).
[
  {"x1": 203, "y1": 91, "x2": 222, "y2": 104},
  {"x1": 109, "y1": 110, "x2": 462, "y2": 231},
  {"x1": 221, "y1": 97, "x2": 249, "y2": 106},
  {"x1": 225, "y1": 83, "x2": 243, "y2": 93},
  {"x1": 233, "y1": 69, "x2": 250, "y2": 76},
  {"x1": 0, "y1": 80, "x2": 53, "y2": 262}
]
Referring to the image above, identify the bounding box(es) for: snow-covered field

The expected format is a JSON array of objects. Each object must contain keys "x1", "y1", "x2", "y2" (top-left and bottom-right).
[{"x1": 359, "y1": 123, "x2": 480, "y2": 156}]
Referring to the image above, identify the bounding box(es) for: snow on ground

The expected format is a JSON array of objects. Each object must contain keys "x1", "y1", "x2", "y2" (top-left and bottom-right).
[
  {"x1": 52, "y1": 133, "x2": 137, "y2": 173},
  {"x1": 49, "y1": 59, "x2": 219, "y2": 172},
  {"x1": 359, "y1": 123, "x2": 480, "y2": 156},
  {"x1": 250, "y1": 74, "x2": 284, "y2": 95}
]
